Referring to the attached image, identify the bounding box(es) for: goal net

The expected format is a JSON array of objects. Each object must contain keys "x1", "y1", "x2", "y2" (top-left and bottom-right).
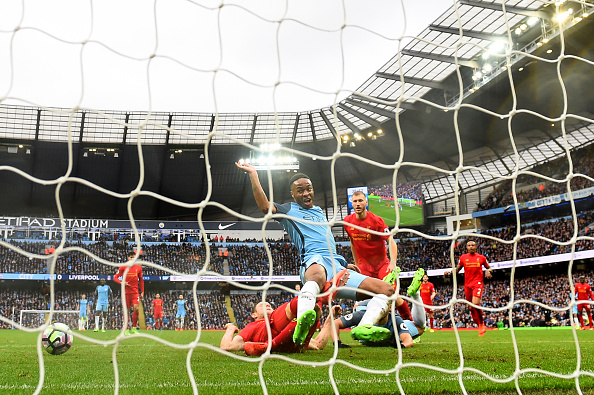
[
  {"x1": 0, "y1": 0, "x2": 594, "y2": 394},
  {"x1": 19, "y1": 310, "x2": 80, "y2": 330}
]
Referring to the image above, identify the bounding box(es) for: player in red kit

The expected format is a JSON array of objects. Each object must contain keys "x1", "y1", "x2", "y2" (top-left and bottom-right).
[
  {"x1": 344, "y1": 190, "x2": 412, "y2": 321},
  {"x1": 220, "y1": 297, "x2": 324, "y2": 356},
  {"x1": 445, "y1": 240, "x2": 492, "y2": 337},
  {"x1": 575, "y1": 275, "x2": 594, "y2": 330},
  {"x1": 152, "y1": 293, "x2": 164, "y2": 330},
  {"x1": 114, "y1": 251, "x2": 145, "y2": 335},
  {"x1": 344, "y1": 191, "x2": 397, "y2": 279},
  {"x1": 420, "y1": 274, "x2": 437, "y2": 332}
]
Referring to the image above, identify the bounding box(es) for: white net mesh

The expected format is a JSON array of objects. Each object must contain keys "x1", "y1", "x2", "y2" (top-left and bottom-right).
[{"x1": 1, "y1": 0, "x2": 594, "y2": 394}]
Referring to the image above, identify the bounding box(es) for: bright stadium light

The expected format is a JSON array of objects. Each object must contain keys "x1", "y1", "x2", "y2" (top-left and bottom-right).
[{"x1": 238, "y1": 144, "x2": 299, "y2": 170}]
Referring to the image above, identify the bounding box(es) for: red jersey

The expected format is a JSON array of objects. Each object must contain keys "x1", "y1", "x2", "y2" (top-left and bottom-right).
[
  {"x1": 458, "y1": 253, "x2": 489, "y2": 287},
  {"x1": 575, "y1": 282, "x2": 594, "y2": 301},
  {"x1": 114, "y1": 264, "x2": 144, "y2": 295},
  {"x1": 239, "y1": 320, "x2": 281, "y2": 343},
  {"x1": 420, "y1": 282, "x2": 435, "y2": 304},
  {"x1": 152, "y1": 298, "x2": 163, "y2": 313},
  {"x1": 344, "y1": 211, "x2": 391, "y2": 277}
]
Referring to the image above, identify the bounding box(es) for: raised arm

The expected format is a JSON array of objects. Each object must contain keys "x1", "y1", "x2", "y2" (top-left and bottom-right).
[{"x1": 235, "y1": 161, "x2": 276, "y2": 214}]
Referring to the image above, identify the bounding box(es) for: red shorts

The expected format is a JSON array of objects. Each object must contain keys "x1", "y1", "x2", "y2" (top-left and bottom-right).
[
  {"x1": 577, "y1": 303, "x2": 591, "y2": 313},
  {"x1": 269, "y1": 302, "x2": 292, "y2": 334},
  {"x1": 125, "y1": 293, "x2": 140, "y2": 309},
  {"x1": 464, "y1": 283, "x2": 483, "y2": 301},
  {"x1": 359, "y1": 262, "x2": 391, "y2": 280},
  {"x1": 422, "y1": 300, "x2": 433, "y2": 314},
  {"x1": 154, "y1": 311, "x2": 163, "y2": 319}
]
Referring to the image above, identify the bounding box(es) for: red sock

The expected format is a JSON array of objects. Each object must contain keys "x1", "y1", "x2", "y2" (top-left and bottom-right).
[
  {"x1": 271, "y1": 321, "x2": 297, "y2": 351},
  {"x1": 289, "y1": 297, "x2": 299, "y2": 316},
  {"x1": 397, "y1": 301, "x2": 412, "y2": 321},
  {"x1": 588, "y1": 314, "x2": 593, "y2": 327},
  {"x1": 579, "y1": 313, "x2": 585, "y2": 327},
  {"x1": 469, "y1": 307, "x2": 480, "y2": 327},
  {"x1": 132, "y1": 311, "x2": 138, "y2": 328},
  {"x1": 430, "y1": 317, "x2": 434, "y2": 329}
]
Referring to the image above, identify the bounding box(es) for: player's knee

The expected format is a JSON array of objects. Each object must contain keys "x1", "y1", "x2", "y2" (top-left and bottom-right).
[
  {"x1": 307, "y1": 274, "x2": 326, "y2": 290},
  {"x1": 378, "y1": 281, "x2": 395, "y2": 297}
]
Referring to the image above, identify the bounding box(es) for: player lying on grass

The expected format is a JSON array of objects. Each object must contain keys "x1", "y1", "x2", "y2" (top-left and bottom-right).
[
  {"x1": 236, "y1": 161, "x2": 395, "y2": 345},
  {"x1": 220, "y1": 296, "x2": 323, "y2": 356},
  {"x1": 313, "y1": 268, "x2": 427, "y2": 349}
]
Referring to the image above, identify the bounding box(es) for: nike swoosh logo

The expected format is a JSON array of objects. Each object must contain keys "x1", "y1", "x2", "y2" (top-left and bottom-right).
[{"x1": 218, "y1": 223, "x2": 235, "y2": 230}]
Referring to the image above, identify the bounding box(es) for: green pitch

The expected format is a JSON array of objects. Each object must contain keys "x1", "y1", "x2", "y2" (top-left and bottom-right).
[
  {"x1": 367, "y1": 195, "x2": 423, "y2": 227},
  {"x1": 2, "y1": 328, "x2": 594, "y2": 394}
]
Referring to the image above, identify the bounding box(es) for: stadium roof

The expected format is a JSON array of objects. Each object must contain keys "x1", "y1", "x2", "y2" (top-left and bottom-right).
[{"x1": 0, "y1": 0, "x2": 593, "y2": 220}]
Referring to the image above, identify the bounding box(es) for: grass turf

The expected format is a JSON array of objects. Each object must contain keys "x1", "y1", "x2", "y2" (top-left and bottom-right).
[
  {"x1": 1, "y1": 328, "x2": 593, "y2": 394},
  {"x1": 367, "y1": 196, "x2": 423, "y2": 227}
]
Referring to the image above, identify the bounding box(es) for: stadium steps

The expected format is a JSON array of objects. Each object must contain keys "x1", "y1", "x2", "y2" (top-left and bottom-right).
[
  {"x1": 225, "y1": 296, "x2": 236, "y2": 325},
  {"x1": 223, "y1": 258, "x2": 230, "y2": 276}
]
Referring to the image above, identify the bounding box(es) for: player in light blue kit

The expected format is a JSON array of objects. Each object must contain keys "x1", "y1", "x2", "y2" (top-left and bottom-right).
[
  {"x1": 236, "y1": 162, "x2": 395, "y2": 346},
  {"x1": 175, "y1": 294, "x2": 186, "y2": 331},
  {"x1": 94, "y1": 278, "x2": 113, "y2": 332},
  {"x1": 77, "y1": 294, "x2": 89, "y2": 331}
]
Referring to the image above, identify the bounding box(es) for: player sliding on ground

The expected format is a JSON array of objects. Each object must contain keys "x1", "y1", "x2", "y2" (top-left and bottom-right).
[
  {"x1": 315, "y1": 268, "x2": 428, "y2": 349},
  {"x1": 236, "y1": 162, "x2": 395, "y2": 345},
  {"x1": 220, "y1": 297, "x2": 328, "y2": 356}
]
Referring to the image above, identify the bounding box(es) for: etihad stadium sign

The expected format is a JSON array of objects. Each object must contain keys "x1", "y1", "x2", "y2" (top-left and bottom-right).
[{"x1": 0, "y1": 216, "x2": 283, "y2": 232}]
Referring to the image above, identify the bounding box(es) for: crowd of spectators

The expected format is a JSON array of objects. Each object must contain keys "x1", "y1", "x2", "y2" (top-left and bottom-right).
[
  {"x1": 2, "y1": 270, "x2": 591, "y2": 331},
  {"x1": 2, "y1": 208, "x2": 594, "y2": 275},
  {"x1": 0, "y1": 241, "x2": 224, "y2": 277},
  {"x1": 477, "y1": 145, "x2": 594, "y2": 212},
  {"x1": 226, "y1": 243, "x2": 300, "y2": 276},
  {"x1": 0, "y1": 287, "x2": 230, "y2": 331}
]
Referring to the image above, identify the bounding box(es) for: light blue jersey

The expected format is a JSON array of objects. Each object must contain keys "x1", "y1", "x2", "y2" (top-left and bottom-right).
[
  {"x1": 176, "y1": 299, "x2": 186, "y2": 318},
  {"x1": 95, "y1": 284, "x2": 112, "y2": 312},
  {"x1": 273, "y1": 202, "x2": 365, "y2": 296},
  {"x1": 274, "y1": 202, "x2": 343, "y2": 262},
  {"x1": 79, "y1": 299, "x2": 88, "y2": 318}
]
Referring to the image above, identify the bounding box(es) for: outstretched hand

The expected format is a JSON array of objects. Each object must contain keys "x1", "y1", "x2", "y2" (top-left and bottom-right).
[{"x1": 235, "y1": 161, "x2": 257, "y2": 175}]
